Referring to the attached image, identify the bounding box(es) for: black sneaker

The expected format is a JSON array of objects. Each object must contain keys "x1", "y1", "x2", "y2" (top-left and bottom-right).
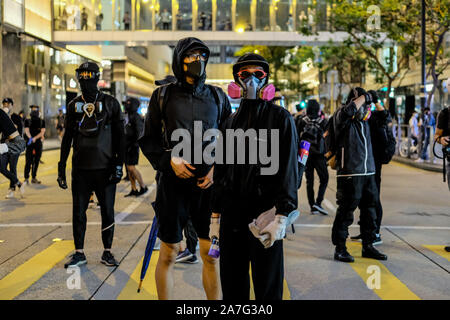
[
  {"x1": 31, "y1": 178, "x2": 41, "y2": 184},
  {"x1": 101, "y1": 251, "x2": 119, "y2": 266},
  {"x1": 175, "y1": 249, "x2": 193, "y2": 263},
  {"x1": 64, "y1": 252, "x2": 87, "y2": 268},
  {"x1": 124, "y1": 189, "x2": 138, "y2": 197},
  {"x1": 312, "y1": 204, "x2": 328, "y2": 215},
  {"x1": 445, "y1": 246, "x2": 450, "y2": 252},
  {"x1": 334, "y1": 247, "x2": 355, "y2": 263},
  {"x1": 362, "y1": 244, "x2": 387, "y2": 260},
  {"x1": 136, "y1": 186, "x2": 149, "y2": 197},
  {"x1": 373, "y1": 234, "x2": 383, "y2": 246},
  {"x1": 310, "y1": 207, "x2": 319, "y2": 215},
  {"x1": 350, "y1": 234, "x2": 362, "y2": 241}
]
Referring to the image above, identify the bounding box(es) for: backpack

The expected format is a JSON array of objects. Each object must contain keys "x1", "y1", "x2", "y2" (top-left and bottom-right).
[
  {"x1": 379, "y1": 124, "x2": 396, "y2": 165},
  {"x1": 157, "y1": 82, "x2": 226, "y2": 148},
  {"x1": 324, "y1": 115, "x2": 338, "y2": 170},
  {"x1": 300, "y1": 116, "x2": 325, "y2": 155}
]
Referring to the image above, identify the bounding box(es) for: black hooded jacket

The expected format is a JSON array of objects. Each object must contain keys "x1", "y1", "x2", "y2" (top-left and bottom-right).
[
  {"x1": 211, "y1": 99, "x2": 299, "y2": 222},
  {"x1": 124, "y1": 99, "x2": 144, "y2": 149},
  {"x1": 139, "y1": 37, "x2": 232, "y2": 178},
  {"x1": 334, "y1": 101, "x2": 375, "y2": 177},
  {"x1": 60, "y1": 92, "x2": 125, "y2": 170}
]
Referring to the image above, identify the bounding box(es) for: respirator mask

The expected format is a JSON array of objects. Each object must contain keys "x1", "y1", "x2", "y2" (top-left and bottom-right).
[{"x1": 228, "y1": 68, "x2": 275, "y2": 101}]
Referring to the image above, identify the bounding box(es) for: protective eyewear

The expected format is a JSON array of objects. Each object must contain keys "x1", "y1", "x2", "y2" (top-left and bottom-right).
[
  {"x1": 77, "y1": 70, "x2": 97, "y2": 80},
  {"x1": 237, "y1": 69, "x2": 267, "y2": 80},
  {"x1": 185, "y1": 52, "x2": 208, "y2": 61}
]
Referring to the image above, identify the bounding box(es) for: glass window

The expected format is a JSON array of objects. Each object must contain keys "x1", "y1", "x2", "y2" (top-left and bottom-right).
[
  {"x1": 197, "y1": 0, "x2": 212, "y2": 30},
  {"x1": 136, "y1": 0, "x2": 153, "y2": 30},
  {"x1": 274, "y1": 1, "x2": 291, "y2": 31},
  {"x1": 157, "y1": 0, "x2": 172, "y2": 30},
  {"x1": 216, "y1": 0, "x2": 232, "y2": 31},
  {"x1": 236, "y1": 0, "x2": 252, "y2": 31},
  {"x1": 256, "y1": 0, "x2": 270, "y2": 31},
  {"x1": 177, "y1": 0, "x2": 192, "y2": 30}
]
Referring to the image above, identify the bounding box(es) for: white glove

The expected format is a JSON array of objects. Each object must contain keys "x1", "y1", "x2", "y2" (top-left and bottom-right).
[
  {"x1": 260, "y1": 215, "x2": 288, "y2": 249},
  {"x1": 0, "y1": 143, "x2": 8, "y2": 154},
  {"x1": 209, "y1": 216, "x2": 220, "y2": 240}
]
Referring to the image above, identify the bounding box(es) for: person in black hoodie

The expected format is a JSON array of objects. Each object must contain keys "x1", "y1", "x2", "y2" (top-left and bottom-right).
[
  {"x1": 331, "y1": 87, "x2": 387, "y2": 263},
  {"x1": 123, "y1": 97, "x2": 147, "y2": 197},
  {"x1": 57, "y1": 61, "x2": 125, "y2": 268},
  {"x1": 210, "y1": 53, "x2": 299, "y2": 300},
  {"x1": 139, "y1": 37, "x2": 231, "y2": 300},
  {"x1": 296, "y1": 99, "x2": 329, "y2": 215},
  {"x1": 351, "y1": 90, "x2": 394, "y2": 245}
]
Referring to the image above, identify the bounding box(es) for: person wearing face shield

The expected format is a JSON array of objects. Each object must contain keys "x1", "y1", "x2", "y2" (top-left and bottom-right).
[
  {"x1": 123, "y1": 97, "x2": 148, "y2": 197},
  {"x1": 24, "y1": 105, "x2": 46, "y2": 184},
  {"x1": 210, "y1": 53, "x2": 299, "y2": 300},
  {"x1": 138, "y1": 37, "x2": 231, "y2": 300},
  {"x1": 331, "y1": 87, "x2": 388, "y2": 263},
  {"x1": 57, "y1": 61, "x2": 126, "y2": 269}
]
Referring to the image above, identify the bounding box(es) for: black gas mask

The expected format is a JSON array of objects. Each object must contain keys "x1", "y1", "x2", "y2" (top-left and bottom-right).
[
  {"x1": 30, "y1": 110, "x2": 40, "y2": 118},
  {"x1": 184, "y1": 51, "x2": 208, "y2": 80},
  {"x1": 76, "y1": 65, "x2": 101, "y2": 102}
]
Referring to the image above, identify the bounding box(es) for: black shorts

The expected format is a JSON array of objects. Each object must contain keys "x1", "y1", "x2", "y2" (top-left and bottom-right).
[
  {"x1": 125, "y1": 145, "x2": 139, "y2": 165},
  {"x1": 154, "y1": 171, "x2": 212, "y2": 244}
]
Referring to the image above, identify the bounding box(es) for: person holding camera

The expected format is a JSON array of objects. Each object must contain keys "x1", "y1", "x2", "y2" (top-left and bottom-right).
[
  {"x1": 331, "y1": 87, "x2": 388, "y2": 263},
  {"x1": 434, "y1": 80, "x2": 450, "y2": 191}
]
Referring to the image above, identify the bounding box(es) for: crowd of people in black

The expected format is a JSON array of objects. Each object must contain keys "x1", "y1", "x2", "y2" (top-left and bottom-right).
[{"x1": 1, "y1": 36, "x2": 449, "y2": 300}]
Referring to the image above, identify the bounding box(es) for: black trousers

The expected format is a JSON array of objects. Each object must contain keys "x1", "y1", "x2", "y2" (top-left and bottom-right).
[
  {"x1": 71, "y1": 168, "x2": 116, "y2": 250},
  {"x1": 332, "y1": 175, "x2": 378, "y2": 246},
  {"x1": 219, "y1": 215, "x2": 284, "y2": 301},
  {"x1": 184, "y1": 219, "x2": 198, "y2": 255},
  {"x1": 0, "y1": 152, "x2": 19, "y2": 188},
  {"x1": 304, "y1": 154, "x2": 329, "y2": 208},
  {"x1": 24, "y1": 141, "x2": 42, "y2": 179}
]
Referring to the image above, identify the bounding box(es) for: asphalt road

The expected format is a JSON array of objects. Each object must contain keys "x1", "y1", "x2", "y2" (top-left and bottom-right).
[{"x1": 0, "y1": 149, "x2": 449, "y2": 300}]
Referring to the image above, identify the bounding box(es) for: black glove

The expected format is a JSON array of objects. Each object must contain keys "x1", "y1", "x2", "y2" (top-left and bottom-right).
[
  {"x1": 363, "y1": 92, "x2": 373, "y2": 105},
  {"x1": 6, "y1": 136, "x2": 26, "y2": 155},
  {"x1": 57, "y1": 162, "x2": 68, "y2": 189},
  {"x1": 109, "y1": 165, "x2": 123, "y2": 184},
  {"x1": 368, "y1": 90, "x2": 379, "y2": 104}
]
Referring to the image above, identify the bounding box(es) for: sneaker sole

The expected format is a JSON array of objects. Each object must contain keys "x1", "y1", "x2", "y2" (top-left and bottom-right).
[
  {"x1": 362, "y1": 254, "x2": 387, "y2": 260},
  {"x1": 64, "y1": 260, "x2": 87, "y2": 269},
  {"x1": 333, "y1": 256, "x2": 354, "y2": 263},
  {"x1": 372, "y1": 240, "x2": 383, "y2": 246},
  {"x1": 101, "y1": 259, "x2": 119, "y2": 267},
  {"x1": 181, "y1": 259, "x2": 199, "y2": 264},
  {"x1": 313, "y1": 205, "x2": 329, "y2": 215},
  {"x1": 175, "y1": 254, "x2": 194, "y2": 263}
]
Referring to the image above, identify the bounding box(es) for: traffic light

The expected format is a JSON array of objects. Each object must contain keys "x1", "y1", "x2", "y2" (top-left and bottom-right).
[{"x1": 300, "y1": 100, "x2": 307, "y2": 109}]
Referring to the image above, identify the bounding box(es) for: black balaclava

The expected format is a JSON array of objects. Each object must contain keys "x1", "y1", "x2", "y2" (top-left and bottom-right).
[
  {"x1": 306, "y1": 99, "x2": 320, "y2": 118},
  {"x1": 125, "y1": 97, "x2": 140, "y2": 114},
  {"x1": 76, "y1": 62, "x2": 100, "y2": 102}
]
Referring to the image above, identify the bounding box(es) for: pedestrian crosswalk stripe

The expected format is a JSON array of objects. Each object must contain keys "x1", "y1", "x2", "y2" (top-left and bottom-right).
[
  {"x1": 423, "y1": 245, "x2": 450, "y2": 262},
  {"x1": 117, "y1": 252, "x2": 159, "y2": 300},
  {"x1": 347, "y1": 243, "x2": 420, "y2": 300},
  {"x1": 0, "y1": 240, "x2": 74, "y2": 300},
  {"x1": 249, "y1": 265, "x2": 290, "y2": 300}
]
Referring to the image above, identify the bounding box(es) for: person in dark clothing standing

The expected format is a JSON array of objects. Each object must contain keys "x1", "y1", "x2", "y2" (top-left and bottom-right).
[
  {"x1": 331, "y1": 87, "x2": 388, "y2": 263},
  {"x1": 123, "y1": 97, "x2": 148, "y2": 197},
  {"x1": 351, "y1": 90, "x2": 395, "y2": 245},
  {"x1": 0, "y1": 106, "x2": 26, "y2": 198},
  {"x1": 57, "y1": 61, "x2": 125, "y2": 268},
  {"x1": 211, "y1": 53, "x2": 299, "y2": 300},
  {"x1": 24, "y1": 105, "x2": 45, "y2": 184},
  {"x1": 296, "y1": 99, "x2": 329, "y2": 215},
  {"x1": 139, "y1": 37, "x2": 231, "y2": 300}
]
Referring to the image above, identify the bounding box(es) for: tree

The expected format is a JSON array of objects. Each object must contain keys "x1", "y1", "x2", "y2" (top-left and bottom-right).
[
  {"x1": 322, "y1": 0, "x2": 421, "y2": 101},
  {"x1": 425, "y1": 0, "x2": 450, "y2": 108}
]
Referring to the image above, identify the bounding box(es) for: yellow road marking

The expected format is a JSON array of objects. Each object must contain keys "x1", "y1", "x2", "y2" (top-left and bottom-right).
[
  {"x1": 0, "y1": 240, "x2": 74, "y2": 300},
  {"x1": 249, "y1": 264, "x2": 290, "y2": 300},
  {"x1": 117, "y1": 252, "x2": 159, "y2": 300},
  {"x1": 347, "y1": 242, "x2": 420, "y2": 300},
  {"x1": 423, "y1": 245, "x2": 450, "y2": 262}
]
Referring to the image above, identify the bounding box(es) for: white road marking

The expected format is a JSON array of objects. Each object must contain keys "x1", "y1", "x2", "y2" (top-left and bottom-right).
[{"x1": 292, "y1": 224, "x2": 450, "y2": 230}]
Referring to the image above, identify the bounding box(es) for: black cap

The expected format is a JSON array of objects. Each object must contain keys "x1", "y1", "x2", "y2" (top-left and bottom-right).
[
  {"x1": 76, "y1": 61, "x2": 100, "y2": 74},
  {"x1": 2, "y1": 98, "x2": 13, "y2": 105},
  {"x1": 233, "y1": 53, "x2": 270, "y2": 81},
  {"x1": 306, "y1": 99, "x2": 320, "y2": 117}
]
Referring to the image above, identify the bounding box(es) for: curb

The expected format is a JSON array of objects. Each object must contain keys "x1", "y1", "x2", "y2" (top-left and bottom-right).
[{"x1": 392, "y1": 155, "x2": 442, "y2": 173}]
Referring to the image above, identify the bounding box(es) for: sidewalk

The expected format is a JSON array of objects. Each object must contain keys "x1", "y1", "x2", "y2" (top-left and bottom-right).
[
  {"x1": 393, "y1": 155, "x2": 442, "y2": 173},
  {"x1": 42, "y1": 138, "x2": 61, "y2": 151}
]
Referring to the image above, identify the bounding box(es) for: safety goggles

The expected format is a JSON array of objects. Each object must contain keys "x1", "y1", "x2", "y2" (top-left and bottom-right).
[
  {"x1": 184, "y1": 52, "x2": 208, "y2": 62},
  {"x1": 237, "y1": 69, "x2": 267, "y2": 80},
  {"x1": 77, "y1": 70, "x2": 98, "y2": 80}
]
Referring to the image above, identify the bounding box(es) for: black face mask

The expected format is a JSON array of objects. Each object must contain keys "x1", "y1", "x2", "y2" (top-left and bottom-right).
[
  {"x1": 185, "y1": 60, "x2": 206, "y2": 79},
  {"x1": 79, "y1": 78, "x2": 99, "y2": 101},
  {"x1": 30, "y1": 110, "x2": 39, "y2": 118}
]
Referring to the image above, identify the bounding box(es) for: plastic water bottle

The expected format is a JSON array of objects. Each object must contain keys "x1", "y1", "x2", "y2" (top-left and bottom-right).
[
  {"x1": 299, "y1": 140, "x2": 311, "y2": 166},
  {"x1": 208, "y1": 237, "x2": 220, "y2": 258}
]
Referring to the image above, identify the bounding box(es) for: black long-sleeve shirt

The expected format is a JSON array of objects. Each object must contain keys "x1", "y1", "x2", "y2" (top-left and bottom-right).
[{"x1": 59, "y1": 92, "x2": 125, "y2": 170}]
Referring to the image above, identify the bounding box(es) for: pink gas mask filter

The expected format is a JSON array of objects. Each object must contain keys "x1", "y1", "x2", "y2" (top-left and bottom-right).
[{"x1": 228, "y1": 82, "x2": 276, "y2": 101}]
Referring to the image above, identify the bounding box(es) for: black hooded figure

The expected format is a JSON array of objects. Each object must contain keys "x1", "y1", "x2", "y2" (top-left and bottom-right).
[
  {"x1": 58, "y1": 61, "x2": 125, "y2": 268},
  {"x1": 138, "y1": 37, "x2": 231, "y2": 300},
  {"x1": 211, "y1": 53, "x2": 299, "y2": 300},
  {"x1": 331, "y1": 87, "x2": 388, "y2": 263},
  {"x1": 295, "y1": 99, "x2": 329, "y2": 214}
]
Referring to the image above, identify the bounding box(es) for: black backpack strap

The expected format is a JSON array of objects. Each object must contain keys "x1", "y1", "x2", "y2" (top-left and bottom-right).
[
  {"x1": 209, "y1": 85, "x2": 224, "y2": 123},
  {"x1": 157, "y1": 84, "x2": 171, "y2": 148}
]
